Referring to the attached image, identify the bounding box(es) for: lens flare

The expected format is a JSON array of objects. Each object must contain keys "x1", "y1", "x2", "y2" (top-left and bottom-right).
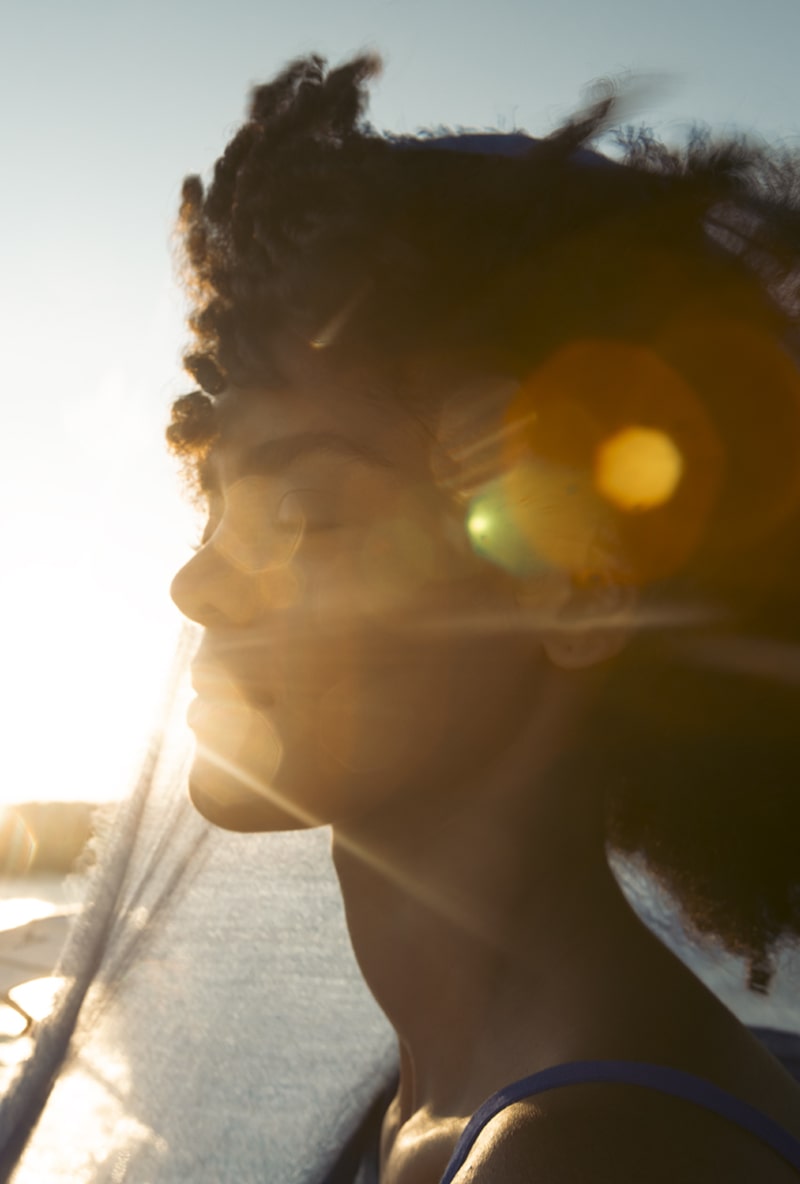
[
  {"x1": 215, "y1": 476, "x2": 303, "y2": 573},
  {"x1": 467, "y1": 512, "x2": 490, "y2": 539},
  {"x1": 357, "y1": 510, "x2": 437, "y2": 611},
  {"x1": 465, "y1": 478, "x2": 552, "y2": 576},
  {"x1": 499, "y1": 339, "x2": 726, "y2": 582},
  {"x1": 595, "y1": 426, "x2": 684, "y2": 512}
]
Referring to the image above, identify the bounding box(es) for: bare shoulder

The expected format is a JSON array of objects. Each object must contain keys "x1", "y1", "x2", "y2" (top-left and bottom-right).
[{"x1": 451, "y1": 1084, "x2": 800, "y2": 1184}]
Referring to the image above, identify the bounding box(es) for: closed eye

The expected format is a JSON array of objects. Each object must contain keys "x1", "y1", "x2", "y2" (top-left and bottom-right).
[
  {"x1": 189, "y1": 488, "x2": 345, "y2": 556},
  {"x1": 277, "y1": 519, "x2": 342, "y2": 534},
  {"x1": 274, "y1": 488, "x2": 343, "y2": 537}
]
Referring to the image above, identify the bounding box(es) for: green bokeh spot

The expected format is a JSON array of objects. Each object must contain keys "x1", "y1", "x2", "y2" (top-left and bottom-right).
[{"x1": 466, "y1": 479, "x2": 548, "y2": 576}]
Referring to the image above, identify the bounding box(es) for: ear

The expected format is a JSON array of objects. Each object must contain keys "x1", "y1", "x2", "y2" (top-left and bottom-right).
[{"x1": 534, "y1": 571, "x2": 638, "y2": 671}]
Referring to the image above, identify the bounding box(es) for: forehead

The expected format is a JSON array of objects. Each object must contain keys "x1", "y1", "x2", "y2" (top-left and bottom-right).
[
  {"x1": 215, "y1": 382, "x2": 422, "y2": 475},
  {"x1": 208, "y1": 353, "x2": 517, "y2": 486}
]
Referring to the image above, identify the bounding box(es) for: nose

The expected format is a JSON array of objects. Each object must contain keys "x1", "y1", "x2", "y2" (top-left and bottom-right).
[{"x1": 170, "y1": 542, "x2": 265, "y2": 627}]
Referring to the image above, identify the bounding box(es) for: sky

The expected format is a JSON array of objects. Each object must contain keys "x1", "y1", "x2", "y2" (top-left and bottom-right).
[{"x1": 2, "y1": 0, "x2": 800, "y2": 803}]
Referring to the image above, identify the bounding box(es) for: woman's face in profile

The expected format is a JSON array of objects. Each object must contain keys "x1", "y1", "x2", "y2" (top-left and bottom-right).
[{"x1": 171, "y1": 359, "x2": 549, "y2": 833}]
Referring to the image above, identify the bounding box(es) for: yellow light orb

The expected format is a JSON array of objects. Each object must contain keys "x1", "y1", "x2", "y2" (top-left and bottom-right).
[{"x1": 595, "y1": 426, "x2": 684, "y2": 512}]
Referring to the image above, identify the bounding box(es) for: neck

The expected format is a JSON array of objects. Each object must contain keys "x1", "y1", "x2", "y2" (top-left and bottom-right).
[{"x1": 330, "y1": 690, "x2": 658, "y2": 1119}]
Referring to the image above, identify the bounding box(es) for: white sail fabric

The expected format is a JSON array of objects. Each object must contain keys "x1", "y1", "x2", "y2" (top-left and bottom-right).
[{"x1": 16, "y1": 834, "x2": 394, "y2": 1181}]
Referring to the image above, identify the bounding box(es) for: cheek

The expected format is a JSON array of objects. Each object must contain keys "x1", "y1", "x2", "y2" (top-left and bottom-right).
[
  {"x1": 284, "y1": 623, "x2": 539, "y2": 795},
  {"x1": 188, "y1": 618, "x2": 539, "y2": 833},
  {"x1": 273, "y1": 540, "x2": 535, "y2": 753},
  {"x1": 312, "y1": 652, "x2": 461, "y2": 775}
]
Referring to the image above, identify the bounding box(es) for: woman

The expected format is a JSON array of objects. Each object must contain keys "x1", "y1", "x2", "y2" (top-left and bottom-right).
[{"x1": 168, "y1": 54, "x2": 800, "y2": 1181}]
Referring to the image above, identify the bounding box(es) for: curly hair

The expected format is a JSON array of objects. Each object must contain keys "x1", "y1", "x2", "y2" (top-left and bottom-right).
[{"x1": 167, "y1": 53, "x2": 800, "y2": 986}]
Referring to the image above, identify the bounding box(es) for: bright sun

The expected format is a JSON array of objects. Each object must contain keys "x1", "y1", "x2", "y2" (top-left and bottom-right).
[{"x1": 5, "y1": 475, "x2": 193, "y2": 811}]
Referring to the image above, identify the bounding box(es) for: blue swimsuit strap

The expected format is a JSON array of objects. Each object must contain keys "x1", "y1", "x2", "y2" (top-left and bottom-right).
[{"x1": 440, "y1": 1060, "x2": 800, "y2": 1182}]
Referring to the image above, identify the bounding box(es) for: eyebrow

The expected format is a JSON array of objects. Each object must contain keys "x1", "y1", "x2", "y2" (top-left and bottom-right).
[{"x1": 228, "y1": 431, "x2": 395, "y2": 482}]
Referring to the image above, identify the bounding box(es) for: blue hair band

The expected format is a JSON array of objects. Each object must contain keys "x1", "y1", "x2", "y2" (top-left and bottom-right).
[{"x1": 387, "y1": 131, "x2": 619, "y2": 171}]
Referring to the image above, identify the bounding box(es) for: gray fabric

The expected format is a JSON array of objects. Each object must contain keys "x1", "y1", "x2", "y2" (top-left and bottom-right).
[{"x1": 5, "y1": 709, "x2": 395, "y2": 1183}]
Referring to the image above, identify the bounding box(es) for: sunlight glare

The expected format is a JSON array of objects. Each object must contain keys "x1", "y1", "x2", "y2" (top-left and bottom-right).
[
  {"x1": 0, "y1": 810, "x2": 36, "y2": 875},
  {"x1": 595, "y1": 426, "x2": 684, "y2": 511},
  {"x1": 9, "y1": 975, "x2": 68, "y2": 1023}
]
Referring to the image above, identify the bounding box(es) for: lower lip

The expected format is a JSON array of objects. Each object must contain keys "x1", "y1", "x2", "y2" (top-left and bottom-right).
[
  {"x1": 187, "y1": 695, "x2": 274, "y2": 727},
  {"x1": 187, "y1": 695, "x2": 238, "y2": 725},
  {"x1": 187, "y1": 696, "x2": 208, "y2": 727}
]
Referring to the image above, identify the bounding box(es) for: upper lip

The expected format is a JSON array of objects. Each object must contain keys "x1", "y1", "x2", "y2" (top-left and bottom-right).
[{"x1": 192, "y1": 645, "x2": 264, "y2": 700}]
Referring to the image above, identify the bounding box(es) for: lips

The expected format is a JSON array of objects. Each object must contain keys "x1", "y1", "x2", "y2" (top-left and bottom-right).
[{"x1": 191, "y1": 643, "x2": 276, "y2": 710}]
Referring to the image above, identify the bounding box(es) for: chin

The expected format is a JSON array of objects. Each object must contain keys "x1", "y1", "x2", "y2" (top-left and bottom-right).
[
  {"x1": 187, "y1": 762, "x2": 313, "y2": 834},
  {"x1": 185, "y1": 698, "x2": 310, "y2": 832}
]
